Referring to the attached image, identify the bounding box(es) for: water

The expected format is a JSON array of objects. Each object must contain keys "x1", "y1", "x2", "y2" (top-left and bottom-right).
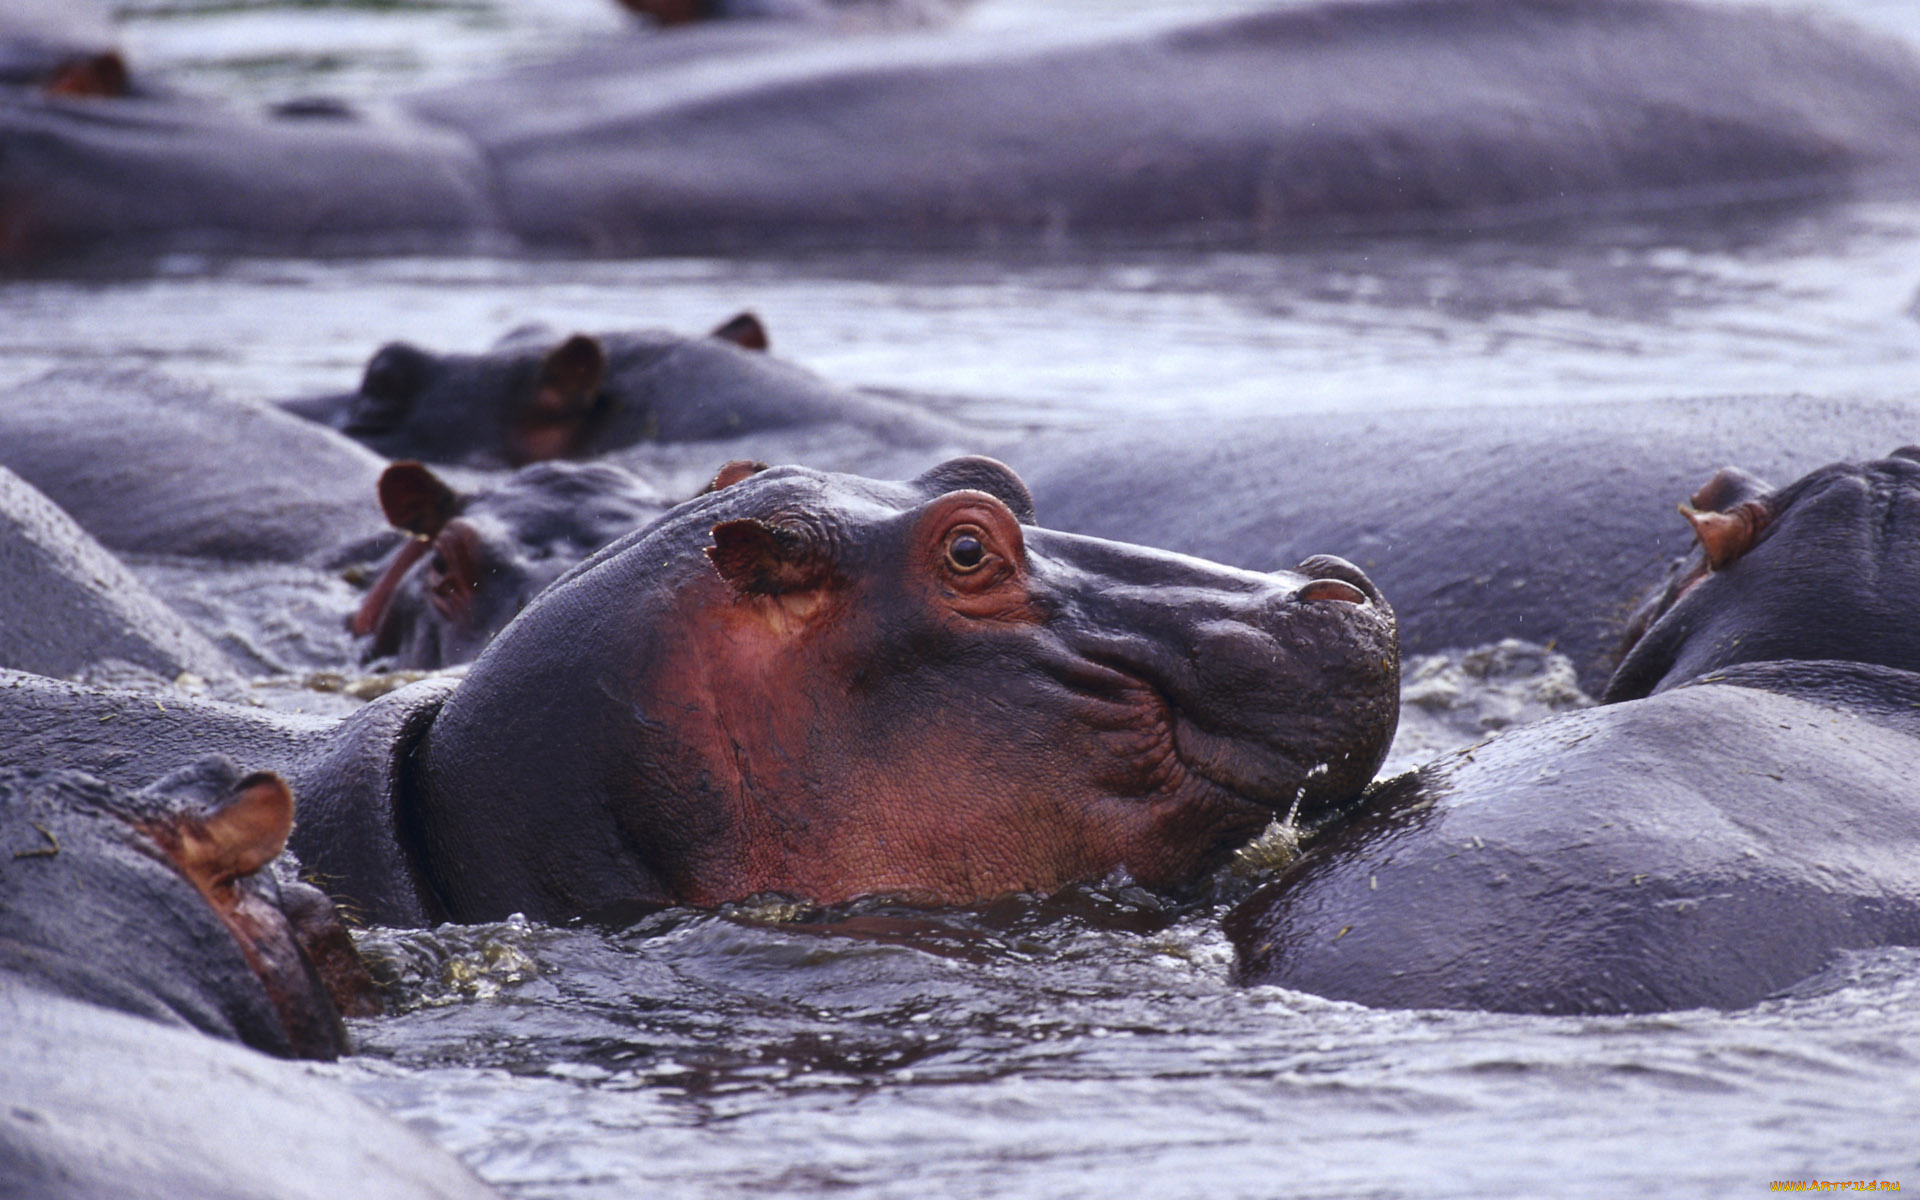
[{"x1": 12, "y1": 0, "x2": 1920, "y2": 1195}]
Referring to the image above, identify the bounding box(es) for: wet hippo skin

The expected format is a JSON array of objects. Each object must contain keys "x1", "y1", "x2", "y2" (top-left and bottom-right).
[
  {"x1": 1012, "y1": 394, "x2": 1920, "y2": 692},
  {"x1": 351, "y1": 459, "x2": 674, "y2": 669},
  {"x1": 0, "y1": 466, "x2": 234, "y2": 682},
  {"x1": 0, "y1": 760, "x2": 503, "y2": 1199},
  {"x1": 14, "y1": 0, "x2": 1920, "y2": 258},
  {"x1": 0, "y1": 458, "x2": 1400, "y2": 926},
  {"x1": 280, "y1": 314, "x2": 958, "y2": 469},
  {"x1": 0, "y1": 369, "x2": 396, "y2": 564},
  {"x1": 405, "y1": 0, "x2": 1920, "y2": 252},
  {"x1": 1226, "y1": 449, "x2": 1920, "y2": 1014}
]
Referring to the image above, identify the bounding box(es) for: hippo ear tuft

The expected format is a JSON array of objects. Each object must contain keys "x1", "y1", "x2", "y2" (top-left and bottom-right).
[
  {"x1": 536, "y1": 335, "x2": 608, "y2": 417},
  {"x1": 707, "y1": 519, "x2": 833, "y2": 596},
  {"x1": 377, "y1": 461, "x2": 460, "y2": 538},
  {"x1": 704, "y1": 460, "x2": 768, "y2": 494},
  {"x1": 1679, "y1": 499, "x2": 1770, "y2": 571},
  {"x1": 172, "y1": 772, "x2": 295, "y2": 891},
  {"x1": 710, "y1": 311, "x2": 769, "y2": 352}
]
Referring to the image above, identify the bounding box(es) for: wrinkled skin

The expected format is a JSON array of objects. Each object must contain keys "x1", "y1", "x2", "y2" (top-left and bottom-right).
[
  {"x1": 1227, "y1": 450, "x2": 1920, "y2": 1014},
  {"x1": 280, "y1": 315, "x2": 955, "y2": 469},
  {"x1": 0, "y1": 459, "x2": 1400, "y2": 926},
  {"x1": 406, "y1": 456, "x2": 1398, "y2": 919},
  {"x1": 0, "y1": 757, "x2": 375, "y2": 1059},
  {"x1": 353, "y1": 459, "x2": 674, "y2": 668}
]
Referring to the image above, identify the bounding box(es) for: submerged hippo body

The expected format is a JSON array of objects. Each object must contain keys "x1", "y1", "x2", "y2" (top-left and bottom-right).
[
  {"x1": 404, "y1": 0, "x2": 1920, "y2": 252},
  {"x1": 0, "y1": 466, "x2": 233, "y2": 682},
  {"x1": 1227, "y1": 450, "x2": 1920, "y2": 1014},
  {"x1": 281, "y1": 315, "x2": 957, "y2": 470},
  {"x1": 0, "y1": 761, "x2": 502, "y2": 1200},
  {"x1": 0, "y1": 369, "x2": 395, "y2": 564},
  {"x1": 1014, "y1": 394, "x2": 1920, "y2": 692},
  {"x1": 15, "y1": 0, "x2": 1920, "y2": 259},
  {"x1": 0, "y1": 459, "x2": 1400, "y2": 925},
  {"x1": 0, "y1": 86, "x2": 495, "y2": 260}
]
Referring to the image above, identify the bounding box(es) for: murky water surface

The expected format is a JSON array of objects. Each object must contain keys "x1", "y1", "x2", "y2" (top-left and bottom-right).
[{"x1": 11, "y1": 0, "x2": 1920, "y2": 1194}]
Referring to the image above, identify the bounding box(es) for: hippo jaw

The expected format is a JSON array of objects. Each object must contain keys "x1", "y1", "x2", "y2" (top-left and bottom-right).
[
  {"x1": 414, "y1": 459, "x2": 1399, "y2": 918},
  {"x1": 1026, "y1": 546, "x2": 1399, "y2": 849}
]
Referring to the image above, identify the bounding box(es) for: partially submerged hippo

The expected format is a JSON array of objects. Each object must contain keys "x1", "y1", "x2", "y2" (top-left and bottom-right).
[
  {"x1": 0, "y1": 369, "x2": 396, "y2": 564},
  {"x1": 0, "y1": 465, "x2": 233, "y2": 683},
  {"x1": 352, "y1": 458, "x2": 673, "y2": 668},
  {"x1": 16, "y1": 0, "x2": 1920, "y2": 259},
  {"x1": 0, "y1": 80, "x2": 494, "y2": 260},
  {"x1": 0, "y1": 760, "x2": 502, "y2": 1200},
  {"x1": 1226, "y1": 449, "x2": 1920, "y2": 1014},
  {"x1": 403, "y1": 0, "x2": 1920, "y2": 252},
  {"x1": 279, "y1": 314, "x2": 958, "y2": 469},
  {"x1": 0, "y1": 758, "x2": 369, "y2": 1059},
  {"x1": 1015, "y1": 393, "x2": 1920, "y2": 692},
  {"x1": 1, "y1": 458, "x2": 1400, "y2": 924}
]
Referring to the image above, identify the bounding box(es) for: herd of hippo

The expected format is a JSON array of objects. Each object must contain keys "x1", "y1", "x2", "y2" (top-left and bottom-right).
[{"x1": 6, "y1": 0, "x2": 1920, "y2": 1195}]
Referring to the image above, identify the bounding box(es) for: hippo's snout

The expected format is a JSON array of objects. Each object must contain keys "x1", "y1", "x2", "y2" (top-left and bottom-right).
[{"x1": 1293, "y1": 554, "x2": 1386, "y2": 608}]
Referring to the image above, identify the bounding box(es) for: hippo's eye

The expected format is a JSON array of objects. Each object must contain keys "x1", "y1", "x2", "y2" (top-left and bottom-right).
[{"x1": 945, "y1": 528, "x2": 987, "y2": 573}]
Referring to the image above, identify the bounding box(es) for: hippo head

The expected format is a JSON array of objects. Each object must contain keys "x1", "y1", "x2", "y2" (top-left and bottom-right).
[
  {"x1": 1607, "y1": 447, "x2": 1920, "y2": 701},
  {"x1": 409, "y1": 457, "x2": 1399, "y2": 918},
  {"x1": 285, "y1": 313, "x2": 769, "y2": 467},
  {"x1": 351, "y1": 459, "x2": 673, "y2": 668},
  {"x1": 0, "y1": 759, "x2": 378, "y2": 1059}
]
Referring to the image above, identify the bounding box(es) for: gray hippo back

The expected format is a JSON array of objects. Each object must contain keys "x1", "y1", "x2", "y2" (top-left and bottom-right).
[{"x1": 1228, "y1": 450, "x2": 1920, "y2": 1013}]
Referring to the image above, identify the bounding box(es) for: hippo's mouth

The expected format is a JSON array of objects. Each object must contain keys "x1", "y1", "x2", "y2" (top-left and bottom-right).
[{"x1": 1054, "y1": 557, "x2": 1393, "y2": 821}]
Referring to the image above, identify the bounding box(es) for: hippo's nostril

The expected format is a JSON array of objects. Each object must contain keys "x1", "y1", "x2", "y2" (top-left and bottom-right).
[
  {"x1": 1295, "y1": 554, "x2": 1384, "y2": 607},
  {"x1": 1295, "y1": 578, "x2": 1369, "y2": 605}
]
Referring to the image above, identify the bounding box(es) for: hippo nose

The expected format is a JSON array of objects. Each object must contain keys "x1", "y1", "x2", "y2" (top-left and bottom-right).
[{"x1": 1291, "y1": 554, "x2": 1384, "y2": 608}]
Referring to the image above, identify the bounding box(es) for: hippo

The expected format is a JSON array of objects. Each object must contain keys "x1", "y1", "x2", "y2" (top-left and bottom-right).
[
  {"x1": 0, "y1": 369, "x2": 396, "y2": 564},
  {"x1": 278, "y1": 314, "x2": 962, "y2": 470},
  {"x1": 1225, "y1": 448, "x2": 1920, "y2": 1014},
  {"x1": 400, "y1": 0, "x2": 1920, "y2": 253},
  {"x1": 0, "y1": 760, "x2": 503, "y2": 1199},
  {"x1": 352, "y1": 458, "x2": 674, "y2": 668},
  {"x1": 0, "y1": 80, "x2": 495, "y2": 261},
  {"x1": 0, "y1": 758, "x2": 369, "y2": 1058},
  {"x1": 0, "y1": 465, "x2": 233, "y2": 683},
  {"x1": 0, "y1": 458, "x2": 1399, "y2": 925},
  {"x1": 1010, "y1": 393, "x2": 1920, "y2": 693},
  {"x1": 15, "y1": 1, "x2": 1920, "y2": 259}
]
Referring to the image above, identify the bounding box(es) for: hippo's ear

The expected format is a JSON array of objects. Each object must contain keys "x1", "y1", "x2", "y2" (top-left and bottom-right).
[
  {"x1": 378, "y1": 461, "x2": 460, "y2": 537},
  {"x1": 704, "y1": 460, "x2": 768, "y2": 493},
  {"x1": 710, "y1": 312, "x2": 770, "y2": 352},
  {"x1": 1679, "y1": 499, "x2": 1771, "y2": 571},
  {"x1": 707, "y1": 519, "x2": 835, "y2": 596},
  {"x1": 172, "y1": 772, "x2": 295, "y2": 891},
  {"x1": 1687, "y1": 465, "x2": 1773, "y2": 513},
  {"x1": 535, "y1": 335, "x2": 608, "y2": 418}
]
